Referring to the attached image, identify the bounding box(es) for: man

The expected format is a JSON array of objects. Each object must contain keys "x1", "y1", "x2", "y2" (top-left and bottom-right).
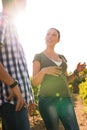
[{"x1": 0, "y1": 0, "x2": 34, "y2": 130}]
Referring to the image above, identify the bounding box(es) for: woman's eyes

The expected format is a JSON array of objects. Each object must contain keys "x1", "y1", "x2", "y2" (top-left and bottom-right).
[{"x1": 47, "y1": 33, "x2": 57, "y2": 37}]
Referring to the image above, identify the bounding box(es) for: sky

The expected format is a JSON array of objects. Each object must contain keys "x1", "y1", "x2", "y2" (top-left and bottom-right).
[{"x1": 0, "y1": 0, "x2": 87, "y2": 75}]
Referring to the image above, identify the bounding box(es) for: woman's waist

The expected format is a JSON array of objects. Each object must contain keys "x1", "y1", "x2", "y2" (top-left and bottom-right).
[
  {"x1": 42, "y1": 74, "x2": 67, "y2": 85},
  {"x1": 38, "y1": 94, "x2": 70, "y2": 100},
  {"x1": 39, "y1": 86, "x2": 70, "y2": 98}
]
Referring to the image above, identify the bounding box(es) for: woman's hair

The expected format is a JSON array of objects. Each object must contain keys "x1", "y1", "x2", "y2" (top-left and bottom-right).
[{"x1": 50, "y1": 28, "x2": 60, "y2": 40}]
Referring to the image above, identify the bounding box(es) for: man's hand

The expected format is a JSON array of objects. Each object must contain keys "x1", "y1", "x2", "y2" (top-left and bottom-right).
[{"x1": 6, "y1": 85, "x2": 25, "y2": 111}]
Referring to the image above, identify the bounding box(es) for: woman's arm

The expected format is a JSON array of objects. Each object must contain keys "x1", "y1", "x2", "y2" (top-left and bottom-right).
[
  {"x1": 66, "y1": 62, "x2": 86, "y2": 84},
  {"x1": 66, "y1": 72, "x2": 77, "y2": 84},
  {"x1": 32, "y1": 60, "x2": 46, "y2": 86}
]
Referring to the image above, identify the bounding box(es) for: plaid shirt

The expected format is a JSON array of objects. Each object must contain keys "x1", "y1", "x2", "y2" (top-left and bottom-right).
[{"x1": 0, "y1": 13, "x2": 34, "y2": 105}]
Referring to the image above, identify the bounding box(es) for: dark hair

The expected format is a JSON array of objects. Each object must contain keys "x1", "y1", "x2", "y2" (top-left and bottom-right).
[
  {"x1": 2, "y1": 0, "x2": 12, "y2": 8},
  {"x1": 50, "y1": 28, "x2": 60, "y2": 40}
]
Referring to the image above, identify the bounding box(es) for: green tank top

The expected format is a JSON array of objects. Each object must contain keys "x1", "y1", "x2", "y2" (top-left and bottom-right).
[{"x1": 33, "y1": 53, "x2": 70, "y2": 97}]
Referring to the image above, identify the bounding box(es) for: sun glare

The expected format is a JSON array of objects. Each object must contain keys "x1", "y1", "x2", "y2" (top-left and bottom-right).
[
  {"x1": 14, "y1": 13, "x2": 27, "y2": 42},
  {"x1": 0, "y1": 0, "x2": 87, "y2": 75}
]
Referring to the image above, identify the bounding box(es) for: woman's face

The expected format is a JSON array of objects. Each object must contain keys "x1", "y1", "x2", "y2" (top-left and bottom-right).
[{"x1": 45, "y1": 28, "x2": 60, "y2": 47}]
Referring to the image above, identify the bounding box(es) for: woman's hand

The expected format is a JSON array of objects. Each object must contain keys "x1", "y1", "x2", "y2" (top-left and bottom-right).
[
  {"x1": 42, "y1": 66, "x2": 62, "y2": 76},
  {"x1": 76, "y1": 62, "x2": 86, "y2": 72}
]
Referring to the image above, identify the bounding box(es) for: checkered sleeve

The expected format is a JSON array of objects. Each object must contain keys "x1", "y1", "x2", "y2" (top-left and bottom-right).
[{"x1": 0, "y1": 16, "x2": 6, "y2": 47}]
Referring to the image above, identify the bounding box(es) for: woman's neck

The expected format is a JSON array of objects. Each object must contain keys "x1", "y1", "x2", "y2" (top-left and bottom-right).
[
  {"x1": 44, "y1": 48, "x2": 55, "y2": 54},
  {"x1": 43, "y1": 48, "x2": 62, "y2": 62}
]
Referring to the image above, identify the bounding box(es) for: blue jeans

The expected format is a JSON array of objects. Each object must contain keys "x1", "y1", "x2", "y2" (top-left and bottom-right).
[
  {"x1": 38, "y1": 96, "x2": 80, "y2": 130},
  {"x1": 0, "y1": 103, "x2": 31, "y2": 130}
]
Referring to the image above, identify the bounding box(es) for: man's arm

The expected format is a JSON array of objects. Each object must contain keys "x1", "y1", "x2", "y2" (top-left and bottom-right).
[{"x1": 0, "y1": 63, "x2": 25, "y2": 111}]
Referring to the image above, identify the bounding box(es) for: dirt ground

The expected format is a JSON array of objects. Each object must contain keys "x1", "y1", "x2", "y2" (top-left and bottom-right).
[{"x1": 29, "y1": 94, "x2": 87, "y2": 130}]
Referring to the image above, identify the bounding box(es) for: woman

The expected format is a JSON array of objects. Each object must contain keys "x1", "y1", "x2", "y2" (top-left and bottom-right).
[{"x1": 32, "y1": 28, "x2": 86, "y2": 130}]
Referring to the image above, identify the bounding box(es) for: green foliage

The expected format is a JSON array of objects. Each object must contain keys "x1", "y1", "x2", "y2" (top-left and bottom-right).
[
  {"x1": 79, "y1": 77, "x2": 87, "y2": 105},
  {"x1": 32, "y1": 84, "x2": 40, "y2": 104},
  {"x1": 68, "y1": 84, "x2": 73, "y2": 94},
  {"x1": 68, "y1": 68, "x2": 87, "y2": 105},
  {"x1": 30, "y1": 76, "x2": 39, "y2": 104}
]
